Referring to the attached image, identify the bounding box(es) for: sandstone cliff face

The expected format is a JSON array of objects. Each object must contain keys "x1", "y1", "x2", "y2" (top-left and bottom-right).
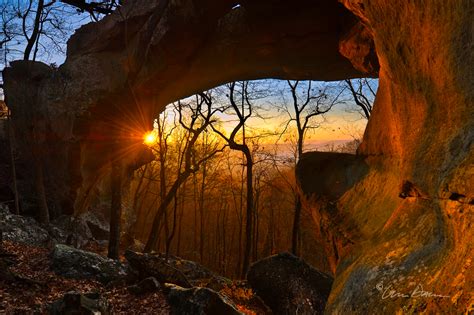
[
  {"x1": 297, "y1": 1, "x2": 473, "y2": 313},
  {"x1": 2, "y1": 0, "x2": 472, "y2": 313}
]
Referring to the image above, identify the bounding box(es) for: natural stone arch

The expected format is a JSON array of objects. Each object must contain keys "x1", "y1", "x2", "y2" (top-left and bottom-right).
[
  {"x1": 3, "y1": 0, "x2": 472, "y2": 313},
  {"x1": 3, "y1": 0, "x2": 374, "y2": 216}
]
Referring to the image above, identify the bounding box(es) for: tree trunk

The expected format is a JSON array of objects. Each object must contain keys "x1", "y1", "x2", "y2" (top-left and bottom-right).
[
  {"x1": 291, "y1": 130, "x2": 304, "y2": 256},
  {"x1": 199, "y1": 162, "x2": 206, "y2": 263},
  {"x1": 222, "y1": 203, "x2": 227, "y2": 275},
  {"x1": 126, "y1": 165, "x2": 148, "y2": 246},
  {"x1": 144, "y1": 172, "x2": 189, "y2": 252},
  {"x1": 254, "y1": 193, "x2": 259, "y2": 261},
  {"x1": 241, "y1": 149, "x2": 253, "y2": 278},
  {"x1": 108, "y1": 158, "x2": 122, "y2": 259},
  {"x1": 23, "y1": 0, "x2": 44, "y2": 61},
  {"x1": 291, "y1": 194, "x2": 302, "y2": 255},
  {"x1": 165, "y1": 193, "x2": 179, "y2": 257},
  {"x1": 193, "y1": 173, "x2": 198, "y2": 258},
  {"x1": 176, "y1": 181, "x2": 186, "y2": 256},
  {"x1": 7, "y1": 113, "x2": 19, "y2": 215}
]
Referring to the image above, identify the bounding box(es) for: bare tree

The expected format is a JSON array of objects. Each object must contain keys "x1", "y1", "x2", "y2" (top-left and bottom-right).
[
  {"x1": 279, "y1": 80, "x2": 343, "y2": 256},
  {"x1": 0, "y1": 4, "x2": 17, "y2": 59},
  {"x1": 1, "y1": 0, "x2": 118, "y2": 76},
  {"x1": 208, "y1": 81, "x2": 259, "y2": 278},
  {"x1": 121, "y1": 80, "x2": 339, "y2": 277},
  {"x1": 61, "y1": 0, "x2": 119, "y2": 20},
  {"x1": 144, "y1": 93, "x2": 225, "y2": 253},
  {"x1": 108, "y1": 149, "x2": 122, "y2": 259},
  {"x1": 344, "y1": 78, "x2": 377, "y2": 120}
]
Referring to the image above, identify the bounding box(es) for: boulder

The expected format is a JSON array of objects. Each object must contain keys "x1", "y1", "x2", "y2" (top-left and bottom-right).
[
  {"x1": 127, "y1": 277, "x2": 161, "y2": 295},
  {"x1": 49, "y1": 215, "x2": 92, "y2": 248},
  {"x1": 0, "y1": 205, "x2": 109, "y2": 249},
  {"x1": 124, "y1": 251, "x2": 231, "y2": 290},
  {"x1": 165, "y1": 284, "x2": 243, "y2": 315},
  {"x1": 247, "y1": 253, "x2": 333, "y2": 315},
  {"x1": 156, "y1": 253, "x2": 230, "y2": 290},
  {"x1": 125, "y1": 238, "x2": 145, "y2": 252},
  {"x1": 51, "y1": 244, "x2": 126, "y2": 283},
  {"x1": 0, "y1": 258, "x2": 16, "y2": 282},
  {"x1": 0, "y1": 204, "x2": 50, "y2": 246},
  {"x1": 49, "y1": 211, "x2": 110, "y2": 247},
  {"x1": 80, "y1": 211, "x2": 110, "y2": 241},
  {"x1": 124, "y1": 250, "x2": 192, "y2": 288},
  {"x1": 49, "y1": 291, "x2": 111, "y2": 315}
]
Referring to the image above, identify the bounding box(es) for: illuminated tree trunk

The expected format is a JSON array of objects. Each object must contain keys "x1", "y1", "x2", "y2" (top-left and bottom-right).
[
  {"x1": 291, "y1": 194, "x2": 302, "y2": 255},
  {"x1": 199, "y1": 161, "x2": 207, "y2": 263},
  {"x1": 193, "y1": 173, "x2": 198, "y2": 258},
  {"x1": 222, "y1": 202, "x2": 228, "y2": 275},
  {"x1": 144, "y1": 172, "x2": 189, "y2": 252},
  {"x1": 165, "y1": 193, "x2": 178, "y2": 257},
  {"x1": 176, "y1": 181, "x2": 186, "y2": 256},
  {"x1": 241, "y1": 148, "x2": 253, "y2": 278},
  {"x1": 291, "y1": 119, "x2": 304, "y2": 256},
  {"x1": 285, "y1": 80, "x2": 337, "y2": 256}
]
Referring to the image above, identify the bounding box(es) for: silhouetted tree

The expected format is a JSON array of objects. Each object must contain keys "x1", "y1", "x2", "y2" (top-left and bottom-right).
[
  {"x1": 144, "y1": 93, "x2": 225, "y2": 252},
  {"x1": 279, "y1": 80, "x2": 342, "y2": 255},
  {"x1": 344, "y1": 78, "x2": 376, "y2": 120},
  {"x1": 208, "y1": 81, "x2": 258, "y2": 278}
]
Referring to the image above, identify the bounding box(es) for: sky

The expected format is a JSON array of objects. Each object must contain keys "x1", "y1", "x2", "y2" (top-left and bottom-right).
[
  {"x1": 213, "y1": 79, "x2": 372, "y2": 143},
  {"x1": 159, "y1": 80, "x2": 371, "y2": 152}
]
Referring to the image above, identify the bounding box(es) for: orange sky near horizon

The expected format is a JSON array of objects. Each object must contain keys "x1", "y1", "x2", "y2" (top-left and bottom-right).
[{"x1": 151, "y1": 79, "x2": 374, "y2": 147}]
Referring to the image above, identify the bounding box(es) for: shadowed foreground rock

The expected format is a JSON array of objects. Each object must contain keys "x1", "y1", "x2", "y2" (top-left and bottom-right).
[
  {"x1": 165, "y1": 284, "x2": 243, "y2": 315},
  {"x1": 0, "y1": 205, "x2": 50, "y2": 246},
  {"x1": 125, "y1": 250, "x2": 192, "y2": 288},
  {"x1": 127, "y1": 276, "x2": 161, "y2": 295},
  {"x1": 49, "y1": 292, "x2": 111, "y2": 315},
  {"x1": 0, "y1": 205, "x2": 109, "y2": 249},
  {"x1": 51, "y1": 244, "x2": 126, "y2": 283},
  {"x1": 125, "y1": 250, "x2": 230, "y2": 290},
  {"x1": 49, "y1": 215, "x2": 93, "y2": 248},
  {"x1": 247, "y1": 253, "x2": 333, "y2": 315}
]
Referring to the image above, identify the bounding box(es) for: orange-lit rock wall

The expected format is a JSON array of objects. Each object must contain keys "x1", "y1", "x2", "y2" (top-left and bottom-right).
[{"x1": 298, "y1": 1, "x2": 473, "y2": 313}]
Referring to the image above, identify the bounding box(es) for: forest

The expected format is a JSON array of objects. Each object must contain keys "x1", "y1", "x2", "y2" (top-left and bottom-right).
[{"x1": 122, "y1": 79, "x2": 374, "y2": 278}]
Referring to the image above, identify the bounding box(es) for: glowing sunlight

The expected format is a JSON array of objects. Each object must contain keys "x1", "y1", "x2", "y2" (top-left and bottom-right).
[{"x1": 143, "y1": 131, "x2": 157, "y2": 145}]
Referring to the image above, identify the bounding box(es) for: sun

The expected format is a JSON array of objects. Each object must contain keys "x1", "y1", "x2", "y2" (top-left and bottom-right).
[{"x1": 143, "y1": 131, "x2": 157, "y2": 145}]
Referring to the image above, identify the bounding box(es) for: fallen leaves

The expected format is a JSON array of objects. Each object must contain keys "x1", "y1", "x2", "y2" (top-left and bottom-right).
[
  {"x1": 0, "y1": 241, "x2": 266, "y2": 314},
  {"x1": 0, "y1": 241, "x2": 170, "y2": 314},
  {"x1": 221, "y1": 282, "x2": 269, "y2": 315}
]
